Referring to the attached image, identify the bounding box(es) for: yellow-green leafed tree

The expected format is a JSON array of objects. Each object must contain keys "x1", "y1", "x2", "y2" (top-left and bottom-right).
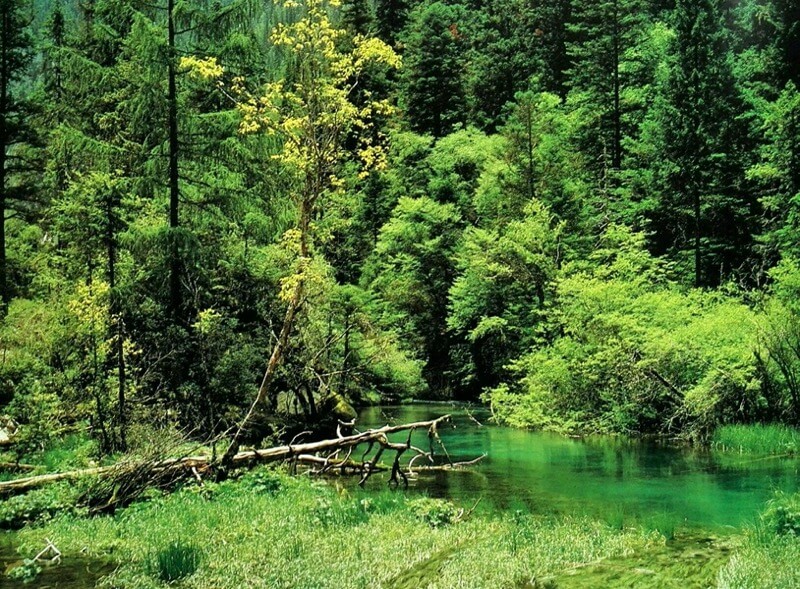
[{"x1": 183, "y1": 0, "x2": 400, "y2": 460}]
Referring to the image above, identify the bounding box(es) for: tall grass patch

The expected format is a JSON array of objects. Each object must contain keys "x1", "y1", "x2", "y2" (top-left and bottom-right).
[
  {"x1": 148, "y1": 542, "x2": 202, "y2": 583},
  {"x1": 712, "y1": 424, "x2": 800, "y2": 455}
]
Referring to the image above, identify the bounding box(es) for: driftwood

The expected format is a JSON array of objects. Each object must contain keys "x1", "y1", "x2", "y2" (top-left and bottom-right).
[{"x1": 0, "y1": 415, "x2": 478, "y2": 497}]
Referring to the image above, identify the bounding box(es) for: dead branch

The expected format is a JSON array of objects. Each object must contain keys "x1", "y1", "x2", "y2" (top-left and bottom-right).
[{"x1": 0, "y1": 415, "x2": 478, "y2": 497}]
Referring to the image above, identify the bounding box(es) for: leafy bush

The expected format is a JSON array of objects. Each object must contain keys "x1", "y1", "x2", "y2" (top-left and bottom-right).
[
  {"x1": 238, "y1": 467, "x2": 284, "y2": 495},
  {"x1": 312, "y1": 496, "x2": 371, "y2": 528},
  {"x1": 148, "y1": 542, "x2": 202, "y2": 583},
  {"x1": 761, "y1": 492, "x2": 800, "y2": 537},
  {"x1": 408, "y1": 497, "x2": 459, "y2": 528},
  {"x1": 0, "y1": 483, "x2": 80, "y2": 529},
  {"x1": 7, "y1": 559, "x2": 41, "y2": 583},
  {"x1": 486, "y1": 226, "x2": 761, "y2": 438}
]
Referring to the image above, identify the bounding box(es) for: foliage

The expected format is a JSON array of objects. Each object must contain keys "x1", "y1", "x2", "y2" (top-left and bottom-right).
[
  {"x1": 17, "y1": 469, "x2": 659, "y2": 589},
  {"x1": 486, "y1": 226, "x2": 761, "y2": 436},
  {"x1": 718, "y1": 493, "x2": 800, "y2": 588},
  {"x1": 0, "y1": 483, "x2": 81, "y2": 529},
  {"x1": 400, "y1": 1, "x2": 467, "y2": 137},
  {"x1": 408, "y1": 497, "x2": 459, "y2": 528},
  {"x1": 5, "y1": 0, "x2": 800, "y2": 460},
  {"x1": 6, "y1": 559, "x2": 41, "y2": 584},
  {"x1": 760, "y1": 491, "x2": 800, "y2": 537}
]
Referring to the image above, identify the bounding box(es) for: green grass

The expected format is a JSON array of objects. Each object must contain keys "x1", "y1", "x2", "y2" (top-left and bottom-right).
[
  {"x1": 18, "y1": 467, "x2": 800, "y2": 588},
  {"x1": 16, "y1": 467, "x2": 663, "y2": 589},
  {"x1": 148, "y1": 542, "x2": 202, "y2": 583},
  {"x1": 712, "y1": 424, "x2": 800, "y2": 455},
  {"x1": 717, "y1": 491, "x2": 800, "y2": 589}
]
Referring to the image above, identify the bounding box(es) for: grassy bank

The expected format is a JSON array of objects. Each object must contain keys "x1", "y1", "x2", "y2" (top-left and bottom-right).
[
  {"x1": 712, "y1": 424, "x2": 800, "y2": 455},
  {"x1": 12, "y1": 468, "x2": 665, "y2": 589},
  {"x1": 8, "y1": 466, "x2": 800, "y2": 588}
]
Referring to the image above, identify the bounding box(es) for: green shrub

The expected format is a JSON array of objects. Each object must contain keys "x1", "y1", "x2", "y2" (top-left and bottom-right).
[
  {"x1": 312, "y1": 496, "x2": 371, "y2": 528},
  {"x1": 486, "y1": 225, "x2": 761, "y2": 437},
  {"x1": 239, "y1": 468, "x2": 284, "y2": 495},
  {"x1": 408, "y1": 497, "x2": 459, "y2": 528},
  {"x1": 148, "y1": 542, "x2": 202, "y2": 583},
  {"x1": 0, "y1": 483, "x2": 80, "y2": 529},
  {"x1": 7, "y1": 559, "x2": 41, "y2": 583},
  {"x1": 761, "y1": 492, "x2": 800, "y2": 537}
]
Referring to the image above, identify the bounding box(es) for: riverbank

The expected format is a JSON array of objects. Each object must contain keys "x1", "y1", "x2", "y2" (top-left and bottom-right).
[
  {"x1": 4, "y1": 467, "x2": 690, "y2": 588},
  {"x1": 6, "y1": 466, "x2": 800, "y2": 589},
  {"x1": 5, "y1": 406, "x2": 800, "y2": 587}
]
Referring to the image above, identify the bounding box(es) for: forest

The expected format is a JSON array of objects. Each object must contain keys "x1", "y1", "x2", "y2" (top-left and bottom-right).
[{"x1": 2, "y1": 0, "x2": 800, "y2": 587}]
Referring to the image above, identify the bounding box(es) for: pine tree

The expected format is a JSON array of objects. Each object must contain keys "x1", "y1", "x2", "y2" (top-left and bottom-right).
[
  {"x1": 651, "y1": 0, "x2": 751, "y2": 286},
  {"x1": 341, "y1": 0, "x2": 376, "y2": 35},
  {"x1": 400, "y1": 1, "x2": 467, "y2": 137},
  {"x1": 566, "y1": 0, "x2": 651, "y2": 173},
  {"x1": 774, "y1": 0, "x2": 800, "y2": 86},
  {"x1": 375, "y1": 0, "x2": 410, "y2": 45},
  {"x1": 0, "y1": 0, "x2": 34, "y2": 315}
]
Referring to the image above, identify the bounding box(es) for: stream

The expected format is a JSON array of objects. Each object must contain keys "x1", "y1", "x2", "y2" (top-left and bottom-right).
[{"x1": 358, "y1": 404, "x2": 800, "y2": 530}]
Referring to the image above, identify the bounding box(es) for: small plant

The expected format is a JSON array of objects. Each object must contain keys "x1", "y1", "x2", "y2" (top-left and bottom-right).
[
  {"x1": 646, "y1": 512, "x2": 675, "y2": 541},
  {"x1": 0, "y1": 484, "x2": 79, "y2": 529},
  {"x1": 312, "y1": 496, "x2": 370, "y2": 528},
  {"x1": 148, "y1": 542, "x2": 201, "y2": 583},
  {"x1": 7, "y1": 559, "x2": 42, "y2": 583},
  {"x1": 239, "y1": 468, "x2": 283, "y2": 495},
  {"x1": 604, "y1": 507, "x2": 625, "y2": 531},
  {"x1": 509, "y1": 510, "x2": 533, "y2": 554},
  {"x1": 761, "y1": 491, "x2": 800, "y2": 537},
  {"x1": 408, "y1": 497, "x2": 459, "y2": 528}
]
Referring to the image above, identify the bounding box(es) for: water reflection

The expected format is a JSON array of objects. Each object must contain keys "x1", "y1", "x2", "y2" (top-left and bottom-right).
[{"x1": 358, "y1": 404, "x2": 800, "y2": 529}]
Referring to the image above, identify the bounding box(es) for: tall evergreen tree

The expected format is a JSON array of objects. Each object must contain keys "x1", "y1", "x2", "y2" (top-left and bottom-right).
[
  {"x1": 566, "y1": 0, "x2": 650, "y2": 173},
  {"x1": 650, "y1": 0, "x2": 751, "y2": 286},
  {"x1": 400, "y1": 1, "x2": 467, "y2": 138},
  {"x1": 0, "y1": 0, "x2": 34, "y2": 315}
]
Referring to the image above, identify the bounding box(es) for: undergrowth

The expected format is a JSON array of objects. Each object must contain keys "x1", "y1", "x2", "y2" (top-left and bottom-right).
[{"x1": 15, "y1": 467, "x2": 662, "y2": 589}]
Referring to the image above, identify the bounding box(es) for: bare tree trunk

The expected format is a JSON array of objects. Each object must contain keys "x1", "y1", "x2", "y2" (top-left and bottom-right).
[
  {"x1": 167, "y1": 0, "x2": 181, "y2": 318},
  {"x1": 1, "y1": 415, "x2": 464, "y2": 496},
  {"x1": 220, "y1": 197, "x2": 313, "y2": 471}
]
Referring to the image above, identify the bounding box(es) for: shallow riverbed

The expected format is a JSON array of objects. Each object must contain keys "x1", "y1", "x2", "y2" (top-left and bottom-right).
[{"x1": 358, "y1": 404, "x2": 800, "y2": 530}]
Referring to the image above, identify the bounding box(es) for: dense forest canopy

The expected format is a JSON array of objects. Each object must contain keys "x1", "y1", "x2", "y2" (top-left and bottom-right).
[{"x1": 1, "y1": 0, "x2": 800, "y2": 456}]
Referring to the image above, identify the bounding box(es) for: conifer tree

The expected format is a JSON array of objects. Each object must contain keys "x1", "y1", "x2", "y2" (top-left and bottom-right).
[
  {"x1": 400, "y1": 1, "x2": 467, "y2": 138},
  {"x1": 650, "y1": 0, "x2": 751, "y2": 286},
  {"x1": 0, "y1": 0, "x2": 34, "y2": 314},
  {"x1": 566, "y1": 0, "x2": 650, "y2": 173}
]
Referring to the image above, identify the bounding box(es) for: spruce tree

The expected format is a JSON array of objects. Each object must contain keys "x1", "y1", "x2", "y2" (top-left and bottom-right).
[
  {"x1": 0, "y1": 0, "x2": 34, "y2": 314},
  {"x1": 566, "y1": 0, "x2": 651, "y2": 172},
  {"x1": 400, "y1": 1, "x2": 467, "y2": 138},
  {"x1": 651, "y1": 0, "x2": 751, "y2": 286}
]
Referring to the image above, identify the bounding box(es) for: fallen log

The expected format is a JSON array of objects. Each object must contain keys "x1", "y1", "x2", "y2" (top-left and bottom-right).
[
  {"x1": 295, "y1": 453, "x2": 486, "y2": 475},
  {"x1": 0, "y1": 415, "x2": 474, "y2": 497}
]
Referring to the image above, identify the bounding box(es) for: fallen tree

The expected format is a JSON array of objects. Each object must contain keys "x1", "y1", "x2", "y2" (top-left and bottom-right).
[{"x1": 0, "y1": 415, "x2": 483, "y2": 504}]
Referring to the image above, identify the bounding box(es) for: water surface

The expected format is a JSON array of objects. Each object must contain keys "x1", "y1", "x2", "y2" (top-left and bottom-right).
[{"x1": 358, "y1": 404, "x2": 800, "y2": 530}]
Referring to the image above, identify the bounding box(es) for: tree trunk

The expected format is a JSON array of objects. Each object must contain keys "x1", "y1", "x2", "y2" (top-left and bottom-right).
[
  {"x1": 0, "y1": 415, "x2": 465, "y2": 497},
  {"x1": 220, "y1": 196, "x2": 313, "y2": 470},
  {"x1": 0, "y1": 7, "x2": 9, "y2": 317},
  {"x1": 167, "y1": 0, "x2": 181, "y2": 318}
]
